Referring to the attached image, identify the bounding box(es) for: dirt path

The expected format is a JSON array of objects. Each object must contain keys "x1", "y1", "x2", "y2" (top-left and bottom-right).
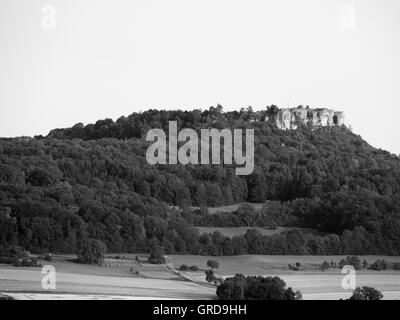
[{"x1": 164, "y1": 256, "x2": 216, "y2": 289}]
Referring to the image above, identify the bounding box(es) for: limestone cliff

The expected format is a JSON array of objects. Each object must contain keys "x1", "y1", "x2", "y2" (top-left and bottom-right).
[{"x1": 266, "y1": 106, "x2": 345, "y2": 130}]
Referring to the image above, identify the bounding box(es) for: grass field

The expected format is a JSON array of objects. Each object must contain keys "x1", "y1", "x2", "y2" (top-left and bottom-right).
[
  {"x1": 1, "y1": 254, "x2": 400, "y2": 300},
  {"x1": 169, "y1": 254, "x2": 400, "y2": 275},
  {"x1": 168, "y1": 254, "x2": 400, "y2": 300},
  {"x1": 0, "y1": 257, "x2": 214, "y2": 300},
  {"x1": 169, "y1": 202, "x2": 265, "y2": 214},
  {"x1": 195, "y1": 227, "x2": 324, "y2": 240}
]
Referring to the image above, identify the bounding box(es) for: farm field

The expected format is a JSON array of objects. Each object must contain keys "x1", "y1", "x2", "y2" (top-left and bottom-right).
[
  {"x1": 169, "y1": 254, "x2": 400, "y2": 275},
  {"x1": 169, "y1": 255, "x2": 400, "y2": 300},
  {"x1": 169, "y1": 202, "x2": 265, "y2": 214},
  {"x1": 195, "y1": 227, "x2": 324, "y2": 240},
  {"x1": 1, "y1": 254, "x2": 400, "y2": 300},
  {"x1": 0, "y1": 266, "x2": 214, "y2": 300}
]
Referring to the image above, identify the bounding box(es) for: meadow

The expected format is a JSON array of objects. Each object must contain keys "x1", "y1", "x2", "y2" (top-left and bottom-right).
[
  {"x1": 195, "y1": 227, "x2": 324, "y2": 240},
  {"x1": 1, "y1": 254, "x2": 400, "y2": 300}
]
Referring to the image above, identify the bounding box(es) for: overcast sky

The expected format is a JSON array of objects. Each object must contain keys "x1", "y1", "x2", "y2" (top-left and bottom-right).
[{"x1": 1, "y1": 0, "x2": 399, "y2": 154}]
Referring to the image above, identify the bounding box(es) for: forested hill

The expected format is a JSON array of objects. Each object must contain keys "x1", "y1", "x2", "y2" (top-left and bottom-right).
[{"x1": 1, "y1": 106, "x2": 400, "y2": 255}]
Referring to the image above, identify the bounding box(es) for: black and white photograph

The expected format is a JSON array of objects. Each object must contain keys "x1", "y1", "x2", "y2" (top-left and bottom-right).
[{"x1": 1, "y1": 0, "x2": 400, "y2": 310}]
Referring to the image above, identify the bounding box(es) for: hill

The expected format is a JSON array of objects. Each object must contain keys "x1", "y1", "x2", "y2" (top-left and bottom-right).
[{"x1": 1, "y1": 106, "x2": 400, "y2": 256}]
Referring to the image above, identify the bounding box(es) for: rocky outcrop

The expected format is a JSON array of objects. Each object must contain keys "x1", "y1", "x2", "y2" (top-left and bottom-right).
[{"x1": 269, "y1": 106, "x2": 345, "y2": 130}]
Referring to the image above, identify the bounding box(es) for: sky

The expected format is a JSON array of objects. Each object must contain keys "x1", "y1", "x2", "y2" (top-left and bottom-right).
[{"x1": 0, "y1": 0, "x2": 399, "y2": 154}]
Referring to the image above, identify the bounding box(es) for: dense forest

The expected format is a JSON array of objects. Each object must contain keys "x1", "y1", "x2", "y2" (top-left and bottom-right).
[{"x1": 1, "y1": 106, "x2": 400, "y2": 256}]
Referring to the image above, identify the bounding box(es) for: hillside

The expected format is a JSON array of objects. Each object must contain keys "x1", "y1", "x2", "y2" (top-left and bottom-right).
[{"x1": 1, "y1": 106, "x2": 400, "y2": 256}]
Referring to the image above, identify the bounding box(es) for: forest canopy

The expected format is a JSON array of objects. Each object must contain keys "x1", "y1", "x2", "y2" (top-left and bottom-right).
[{"x1": 1, "y1": 106, "x2": 400, "y2": 256}]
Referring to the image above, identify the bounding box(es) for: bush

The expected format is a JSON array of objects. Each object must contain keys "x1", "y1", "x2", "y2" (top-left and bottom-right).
[
  {"x1": 288, "y1": 264, "x2": 300, "y2": 271},
  {"x1": 179, "y1": 264, "x2": 190, "y2": 271},
  {"x1": 369, "y1": 260, "x2": 387, "y2": 271},
  {"x1": 77, "y1": 239, "x2": 107, "y2": 265},
  {"x1": 8, "y1": 247, "x2": 29, "y2": 259},
  {"x1": 13, "y1": 258, "x2": 40, "y2": 267},
  {"x1": 339, "y1": 256, "x2": 362, "y2": 270},
  {"x1": 207, "y1": 260, "x2": 219, "y2": 270},
  {"x1": 205, "y1": 269, "x2": 217, "y2": 283},
  {"x1": 189, "y1": 265, "x2": 199, "y2": 271},
  {"x1": 44, "y1": 254, "x2": 53, "y2": 262},
  {"x1": 321, "y1": 261, "x2": 330, "y2": 271},
  {"x1": 0, "y1": 256, "x2": 15, "y2": 264},
  {"x1": 349, "y1": 286, "x2": 383, "y2": 300},
  {"x1": 393, "y1": 263, "x2": 400, "y2": 271},
  {"x1": 217, "y1": 274, "x2": 302, "y2": 300}
]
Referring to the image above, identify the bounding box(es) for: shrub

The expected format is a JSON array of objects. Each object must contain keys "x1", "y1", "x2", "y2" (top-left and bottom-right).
[
  {"x1": 13, "y1": 258, "x2": 40, "y2": 267},
  {"x1": 44, "y1": 254, "x2": 52, "y2": 262},
  {"x1": 393, "y1": 263, "x2": 400, "y2": 271},
  {"x1": 205, "y1": 269, "x2": 217, "y2": 283},
  {"x1": 0, "y1": 256, "x2": 15, "y2": 264},
  {"x1": 288, "y1": 264, "x2": 300, "y2": 271},
  {"x1": 207, "y1": 260, "x2": 219, "y2": 270},
  {"x1": 77, "y1": 239, "x2": 107, "y2": 265},
  {"x1": 321, "y1": 261, "x2": 330, "y2": 271},
  {"x1": 369, "y1": 260, "x2": 388, "y2": 271},
  {"x1": 179, "y1": 264, "x2": 190, "y2": 271},
  {"x1": 189, "y1": 265, "x2": 199, "y2": 271},
  {"x1": 339, "y1": 256, "x2": 362, "y2": 270},
  {"x1": 8, "y1": 247, "x2": 29, "y2": 259}
]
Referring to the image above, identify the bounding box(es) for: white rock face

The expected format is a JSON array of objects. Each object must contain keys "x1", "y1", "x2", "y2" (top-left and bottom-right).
[
  {"x1": 274, "y1": 107, "x2": 345, "y2": 130},
  {"x1": 334, "y1": 111, "x2": 345, "y2": 126},
  {"x1": 276, "y1": 109, "x2": 293, "y2": 130}
]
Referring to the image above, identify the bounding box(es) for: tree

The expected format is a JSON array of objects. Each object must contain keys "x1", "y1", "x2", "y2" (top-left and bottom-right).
[
  {"x1": 216, "y1": 274, "x2": 246, "y2": 299},
  {"x1": 26, "y1": 167, "x2": 57, "y2": 187},
  {"x1": 321, "y1": 261, "x2": 330, "y2": 271},
  {"x1": 189, "y1": 265, "x2": 199, "y2": 271},
  {"x1": 179, "y1": 264, "x2": 189, "y2": 271},
  {"x1": 0, "y1": 212, "x2": 17, "y2": 251},
  {"x1": 207, "y1": 260, "x2": 219, "y2": 270},
  {"x1": 148, "y1": 245, "x2": 166, "y2": 264},
  {"x1": 217, "y1": 274, "x2": 302, "y2": 300},
  {"x1": 339, "y1": 256, "x2": 362, "y2": 270},
  {"x1": 77, "y1": 239, "x2": 106, "y2": 265},
  {"x1": 349, "y1": 286, "x2": 383, "y2": 300},
  {"x1": 205, "y1": 269, "x2": 217, "y2": 284},
  {"x1": 369, "y1": 259, "x2": 387, "y2": 271}
]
